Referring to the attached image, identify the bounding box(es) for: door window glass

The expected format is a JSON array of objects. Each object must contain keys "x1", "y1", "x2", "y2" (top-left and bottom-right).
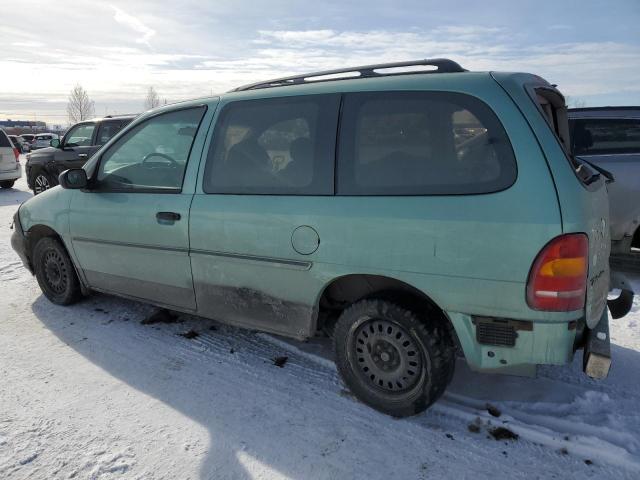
[
  {"x1": 97, "y1": 107, "x2": 205, "y2": 191},
  {"x1": 65, "y1": 124, "x2": 95, "y2": 147},
  {"x1": 203, "y1": 95, "x2": 339, "y2": 194}
]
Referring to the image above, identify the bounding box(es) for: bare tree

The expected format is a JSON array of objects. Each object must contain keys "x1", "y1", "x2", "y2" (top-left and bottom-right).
[
  {"x1": 144, "y1": 86, "x2": 161, "y2": 110},
  {"x1": 66, "y1": 84, "x2": 95, "y2": 124},
  {"x1": 566, "y1": 96, "x2": 587, "y2": 108}
]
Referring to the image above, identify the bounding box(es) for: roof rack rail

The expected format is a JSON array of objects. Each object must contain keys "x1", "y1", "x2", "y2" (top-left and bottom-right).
[{"x1": 231, "y1": 58, "x2": 466, "y2": 92}]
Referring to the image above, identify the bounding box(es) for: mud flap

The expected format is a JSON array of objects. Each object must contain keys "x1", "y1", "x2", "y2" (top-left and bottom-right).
[{"x1": 583, "y1": 307, "x2": 611, "y2": 380}]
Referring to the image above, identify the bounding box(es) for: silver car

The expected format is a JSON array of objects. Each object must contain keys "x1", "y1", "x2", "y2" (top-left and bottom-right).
[
  {"x1": 32, "y1": 132, "x2": 60, "y2": 150},
  {"x1": 569, "y1": 107, "x2": 640, "y2": 314}
]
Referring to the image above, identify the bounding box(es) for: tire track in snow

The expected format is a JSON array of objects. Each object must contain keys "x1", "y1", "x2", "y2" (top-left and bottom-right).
[
  {"x1": 0, "y1": 261, "x2": 22, "y2": 281},
  {"x1": 257, "y1": 333, "x2": 640, "y2": 473}
]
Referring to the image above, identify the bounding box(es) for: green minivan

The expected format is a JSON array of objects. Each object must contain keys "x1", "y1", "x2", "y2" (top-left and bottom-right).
[{"x1": 11, "y1": 59, "x2": 613, "y2": 417}]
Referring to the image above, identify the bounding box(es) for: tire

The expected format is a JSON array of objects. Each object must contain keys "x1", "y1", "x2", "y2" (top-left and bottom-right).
[
  {"x1": 33, "y1": 237, "x2": 81, "y2": 305},
  {"x1": 334, "y1": 299, "x2": 455, "y2": 417},
  {"x1": 32, "y1": 171, "x2": 55, "y2": 195},
  {"x1": 0, "y1": 180, "x2": 15, "y2": 189},
  {"x1": 608, "y1": 289, "x2": 634, "y2": 319}
]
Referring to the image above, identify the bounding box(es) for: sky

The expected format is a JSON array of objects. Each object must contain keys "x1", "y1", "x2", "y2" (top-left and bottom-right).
[{"x1": 0, "y1": 0, "x2": 639, "y2": 126}]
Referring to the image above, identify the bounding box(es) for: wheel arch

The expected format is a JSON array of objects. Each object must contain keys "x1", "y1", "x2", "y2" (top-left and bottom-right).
[
  {"x1": 25, "y1": 224, "x2": 62, "y2": 262},
  {"x1": 25, "y1": 224, "x2": 89, "y2": 295},
  {"x1": 315, "y1": 274, "x2": 459, "y2": 346}
]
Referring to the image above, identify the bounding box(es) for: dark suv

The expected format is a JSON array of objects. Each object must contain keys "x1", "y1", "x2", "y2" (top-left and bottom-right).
[{"x1": 26, "y1": 114, "x2": 136, "y2": 194}]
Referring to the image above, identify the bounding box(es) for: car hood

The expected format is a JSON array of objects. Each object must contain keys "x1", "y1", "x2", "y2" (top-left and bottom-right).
[{"x1": 31, "y1": 146, "x2": 58, "y2": 155}]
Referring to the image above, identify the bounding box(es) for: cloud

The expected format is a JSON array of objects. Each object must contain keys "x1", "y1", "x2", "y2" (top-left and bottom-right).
[
  {"x1": 547, "y1": 24, "x2": 574, "y2": 31},
  {"x1": 111, "y1": 5, "x2": 155, "y2": 46},
  {"x1": 1, "y1": 7, "x2": 639, "y2": 124},
  {"x1": 11, "y1": 41, "x2": 46, "y2": 48}
]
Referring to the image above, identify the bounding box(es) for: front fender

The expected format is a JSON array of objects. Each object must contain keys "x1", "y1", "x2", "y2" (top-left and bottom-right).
[{"x1": 19, "y1": 186, "x2": 72, "y2": 238}]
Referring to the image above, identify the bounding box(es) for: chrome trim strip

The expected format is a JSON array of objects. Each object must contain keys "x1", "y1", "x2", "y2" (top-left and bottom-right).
[
  {"x1": 72, "y1": 237, "x2": 313, "y2": 269},
  {"x1": 72, "y1": 236, "x2": 188, "y2": 253},
  {"x1": 190, "y1": 249, "x2": 312, "y2": 269}
]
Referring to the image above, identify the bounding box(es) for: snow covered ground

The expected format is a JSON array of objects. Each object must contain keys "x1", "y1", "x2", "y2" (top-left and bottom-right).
[{"x1": 1, "y1": 160, "x2": 639, "y2": 479}]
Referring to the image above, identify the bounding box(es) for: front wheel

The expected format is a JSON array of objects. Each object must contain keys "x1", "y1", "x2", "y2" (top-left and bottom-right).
[
  {"x1": 334, "y1": 299, "x2": 455, "y2": 417},
  {"x1": 32, "y1": 171, "x2": 55, "y2": 194},
  {"x1": 0, "y1": 180, "x2": 15, "y2": 189},
  {"x1": 33, "y1": 237, "x2": 82, "y2": 305}
]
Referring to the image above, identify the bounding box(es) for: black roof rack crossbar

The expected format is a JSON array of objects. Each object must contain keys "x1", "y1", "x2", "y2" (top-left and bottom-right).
[{"x1": 231, "y1": 58, "x2": 466, "y2": 92}]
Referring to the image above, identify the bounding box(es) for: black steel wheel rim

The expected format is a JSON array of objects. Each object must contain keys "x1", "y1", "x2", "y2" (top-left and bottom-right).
[
  {"x1": 351, "y1": 318, "x2": 423, "y2": 393},
  {"x1": 43, "y1": 250, "x2": 67, "y2": 294},
  {"x1": 34, "y1": 175, "x2": 50, "y2": 194}
]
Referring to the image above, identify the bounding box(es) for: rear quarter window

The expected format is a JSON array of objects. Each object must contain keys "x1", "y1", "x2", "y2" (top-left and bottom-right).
[{"x1": 337, "y1": 91, "x2": 517, "y2": 195}]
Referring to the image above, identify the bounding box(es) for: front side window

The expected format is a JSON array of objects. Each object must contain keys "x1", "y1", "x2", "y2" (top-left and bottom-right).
[
  {"x1": 337, "y1": 92, "x2": 517, "y2": 195},
  {"x1": 65, "y1": 124, "x2": 95, "y2": 147},
  {"x1": 96, "y1": 107, "x2": 205, "y2": 191},
  {"x1": 203, "y1": 95, "x2": 339, "y2": 194},
  {"x1": 571, "y1": 118, "x2": 640, "y2": 156}
]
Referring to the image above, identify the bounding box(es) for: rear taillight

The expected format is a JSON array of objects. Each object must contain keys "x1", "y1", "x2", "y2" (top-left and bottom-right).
[
  {"x1": 526, "y1": 234, "x2": 588, "y2": 311},
  {"x1": 13, "y1": 147, "x2": 19, "y2": 162}
]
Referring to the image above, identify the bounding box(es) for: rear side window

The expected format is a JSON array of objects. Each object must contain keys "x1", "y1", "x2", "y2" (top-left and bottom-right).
[
  {"x1": 571, "y1": 118, "x2": 640, "y2": 156},
  {"x1": 337, "y1": 92, "x2": 516, "y2": 195},
  {"x1": 0, "y1": 131, "x2": 12, "y2": 147},
  {"x1": 203, "y1": 94, "x2": 339, "y2": 195},
  {"x1": 96, "y1": 120, "x2": 128, "y2": 145}
]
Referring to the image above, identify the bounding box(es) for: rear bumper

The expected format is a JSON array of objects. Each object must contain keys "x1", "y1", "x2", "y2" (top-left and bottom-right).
[
  {"x1": 449, "y1": 312, "x2": 577, "y2": 375},
  {"x1": 583, "y1": 307, "x2": 611, "y2": 379},
  {"x1": 451, "y1": 308, "x2": 612, "y2": 379},
  {"x1": 0, "y1": 164, "x2": 21, "y2": 181}
]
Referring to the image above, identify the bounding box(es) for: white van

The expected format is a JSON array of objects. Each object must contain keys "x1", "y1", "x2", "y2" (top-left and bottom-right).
[{"x1": 0, "y1": 129, "x2": 22, "y2": 189}]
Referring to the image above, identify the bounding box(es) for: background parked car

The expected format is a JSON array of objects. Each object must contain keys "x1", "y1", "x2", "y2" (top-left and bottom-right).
[
  {"x1": 8, "y1": 135, "x2": 30, "y2": 153},
  {"x1": 31, "y1": 132, "x2": 60, "y2": 150},
  {"x1": 26, "y1": 114, "x2": 136, "y2": 194},
  {"x1": 0, "y1": 128, "x2": 21, "y2": 189},
  {"x1": 569, "y1": 106, "x2": 640, "y2": 317},
  {"x1": 568, "y1": 107, "x2": 640, "y2": 255},
  {"x1": 20, "y1": 134, "x2": 36, "y2": 145}
]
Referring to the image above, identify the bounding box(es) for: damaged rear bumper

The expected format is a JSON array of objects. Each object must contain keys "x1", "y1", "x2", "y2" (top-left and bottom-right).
[{"x1": 583, "y1": 307, "x2": 611, "y2": 379}]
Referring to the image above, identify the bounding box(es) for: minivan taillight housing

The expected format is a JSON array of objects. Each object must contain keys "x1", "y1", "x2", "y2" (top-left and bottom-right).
[
  {"x1": 13, "y1": 147, "x2": 19, "y2": 162},
  {"x1": 526, "y1": 234, "x2": 588, "y2": 311}
]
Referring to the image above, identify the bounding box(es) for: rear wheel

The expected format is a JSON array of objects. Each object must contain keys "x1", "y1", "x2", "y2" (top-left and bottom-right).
[
  {"x1": 32, "y1": 171, "x2": 55, "y2": 194},
  {"x1": 0, "y1": 180, "x2": 15, "y2": 189},
  {"x1": 334, "y1": 299, "x2": 455, "y2": 417},
  {"x1": 33, "y1": 237, "x2": 81, "y2": 305}
]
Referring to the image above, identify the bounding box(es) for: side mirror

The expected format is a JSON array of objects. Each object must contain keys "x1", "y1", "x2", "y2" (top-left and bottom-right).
[
  {"x1": 50, "y1": 138, "x2": 60, "y2": 148},
  {"x1": 59, "y1": 168, "x2": 88, "y2": 189}
]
